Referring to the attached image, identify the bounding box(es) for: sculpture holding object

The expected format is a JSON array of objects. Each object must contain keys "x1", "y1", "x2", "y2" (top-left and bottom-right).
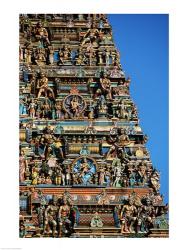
[
  {"x1": 96, "y1": 73, "x2": 113, "y2": 100},
  {"x1": 72, "y1": 156, "x2": 97, "y2": 185},
  {"x1": 63, "y1": 94, "x2": 86, "y2": 119},
  {"x1": 34, "y1": 48, "x2": 47, "y2": 66},
  {"x1": 36, "y1": 73, "x2": 55, "y2": 99},
  {"x1": 58, "y1": 199, "x2": 72, "y2": 236},
  {"x1": 116, "y1": 99, "x2": 131, "y2": 120},
  {"x1": 81, "y1": 27, "x2": 101, "y2": 47},
  {"x1": 33, "y1": 21, "x2": 50, "y2": 47},
  {"x1": 19, "y1": 150, "x2": 28, "y2": 183},
  {"x1": 58, "y1": 46, "x2": 71, "y2": 66}
]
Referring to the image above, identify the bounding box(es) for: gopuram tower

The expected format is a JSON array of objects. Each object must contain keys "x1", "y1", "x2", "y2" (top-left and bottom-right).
[{"x1": 19, "y1": 14, "x2": 168, "y2": 238}]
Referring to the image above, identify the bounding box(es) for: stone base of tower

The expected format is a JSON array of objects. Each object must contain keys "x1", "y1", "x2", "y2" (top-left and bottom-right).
[
  {"x1": 71, "y1": 226, "x2": 122, "y2": 238},
  {"x1": 148, "y1": 229, "x2": 169, "y2": 238},
  {"x1": 19, "y1": 186, "x2": 169, "y2": 238}
]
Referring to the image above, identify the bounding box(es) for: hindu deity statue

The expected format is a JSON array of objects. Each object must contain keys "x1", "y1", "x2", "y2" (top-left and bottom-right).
[
  {"x1": 80, "y1": 157, "x2": 93, "y2": 185},
  {"x1": 100, "y1": 75, "x2": 113, "y2": 100},
  {"x1": 120, "y1": 199, "x2": 137, "y2": 233},
  {"x1": 19, "y1": 150, "x2": 28, "y2": 183},
  {"x1": 43, "y1": 199, "x2": 58, "y2": 236},
  {"x1": 112, "y1": 158, "x2": 122, "y2": 187},
  {"x1": 58, "y1": 199, "x2": 71, "y2": 236},
  {"x1": 80, "y1": 144, "x2": 90, "y2": 156},
  {"x1": 150, "y1": 170, "x2": 160, "y2": 192},
  {"x1": 117, "y1": 128, "x2": 131, "y2": 147},
  {"x1": 34, "y1": 48, "x2": 46, "y2": 66},
  {"x1": 136, "y1": 162, "x2": 147, "y2": 186},
  {"x1": 117, "y1": 99, "x2": 130, "y2": 120},
  {"x1": 37, "y1": 73, "x2": 55, "y2": 99},
  {"x1": 28, "y1": 99, "x2": 37, "y2": 118},
  {"x1": 49, "y1": 47, "x2": 54, "y2": 65},
  {"x1": 55, "y1": 101, "x2": 63, "y2": 120},
  {"x1": 63, "y1": 46, "x2": 71, "y2": 61},
  {"x1": 19, "y1": 98, "x2": 28, "y2": 116},
  {"x1": 81, "y1": 27, "x2": 100, "y2": 47},
  {"x1": 34, "y1": 21, "x2": 50, "y2": 46},
  {"x1": 70, "y1": 96, "x2": 81, "y2": 117},
  {"x1": 97, "y1": 95, "x2": 108, "y2": 116},
  {"x1": 73, "y1": 157, "x2": 96, "y2": 185}
]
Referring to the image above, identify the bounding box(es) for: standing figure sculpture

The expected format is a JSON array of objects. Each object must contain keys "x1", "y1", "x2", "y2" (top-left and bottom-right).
[
  {"x1": 19, "y1": 150, "x2": 28, "y2": 183},
  {"x1": 120, "y1": 199, "x2": 137, "y2": 233},
  {"x1": 55, "y1": 101, "x2": 62, "y2": 120},
  {"x1": 100, "y1": 75, "x2": 113, "y2": 100},
  {"x1": 43, "y1": 199, "x2": 58, "y2": 236},
  {"x1": 113, "y1": 161, "x2": 122, "y2": 187},
  {"x1": 70, "y1": 96, "x2": 81, "y2": 117},
  {"x1": 28, "y1": 99, "x2": 37, "y2": 118},
  {"x1": 150, "y1": 170, "x2": 160, "y2": 193},
  {"x1": 49, "y1": 47, "x2": 54, "y2": 65},
  {"x1": 99, "y1": 166, "x2": 106, "y2": 185},
  {"x1": 58, "y1": 200, "x2": 71, "y2": 236}
]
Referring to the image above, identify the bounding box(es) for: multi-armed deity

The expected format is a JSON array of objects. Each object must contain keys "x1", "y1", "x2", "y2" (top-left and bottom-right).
[{"x1": 19, "y1": 14, "x2": 168, "y2": 238}]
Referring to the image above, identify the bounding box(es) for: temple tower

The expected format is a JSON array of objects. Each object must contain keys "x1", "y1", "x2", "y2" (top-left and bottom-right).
[{"x1": 19, "y1": 14, "x2": 168, "y2": 238}]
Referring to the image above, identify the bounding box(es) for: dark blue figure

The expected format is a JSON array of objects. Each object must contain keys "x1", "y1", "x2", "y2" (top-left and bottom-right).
[{"x1": 113, "y1": 206, "x2": 121, "y2": 228}]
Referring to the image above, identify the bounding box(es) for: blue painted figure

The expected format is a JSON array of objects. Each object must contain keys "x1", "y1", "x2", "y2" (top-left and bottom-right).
[
  {"x1": 23, "y1": 71, "x2": 29, "y2": 82},
  {"x1": 71, "y1": 50, "x2": 77, "y2": 64},
  {"x1": 113, "y1": 206, "x2": 121, "y2": 228},
  {"x1": 19, "y1": 99, "x2": 28, "y2": 115},
  {"x1": 53, "y1": 51, "x2": 59, "y2": 62},
  {"x1": 99, "y1": 20, "x2": 104, "y2": 29},
  {"x1": 73, "y1": 157, "x2": 96, "y2": 185},
  {"x1": 129, "y1": 172, "x2": 136, "y2": 187},
  {"x1": 80, "y1": 144, "x2": 90, "y2": 156}
]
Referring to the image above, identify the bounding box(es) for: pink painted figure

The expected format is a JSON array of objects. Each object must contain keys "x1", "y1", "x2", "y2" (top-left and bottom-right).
[{"x1": 19, "y1": 150, "x2": 28, "y2": 183}]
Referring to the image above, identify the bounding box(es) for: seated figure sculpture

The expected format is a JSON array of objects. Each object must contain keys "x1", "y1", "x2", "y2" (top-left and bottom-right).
[
  {"x1": 34, "y1": 21, "x2": 50, "y2": 46},
  {"x1": 34, "y1": 48, "x2": 46, "y2": 66},
  {"x1": 80, "y1": 144, "x2": 90, "y2": 156},
  {"x1": 117, "y1": 99, "x2": 130, "y2": 120},
  {"x1": 117, "y1": 128, "x2": 130, "y2": 147},
  {"x1": 37, "y1": 73, "x2": 55, "y2": 99}
]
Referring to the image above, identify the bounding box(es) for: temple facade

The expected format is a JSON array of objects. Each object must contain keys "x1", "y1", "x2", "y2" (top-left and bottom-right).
[{"x1": 19, "y1": 14, "x2": 168, "y2": 238}]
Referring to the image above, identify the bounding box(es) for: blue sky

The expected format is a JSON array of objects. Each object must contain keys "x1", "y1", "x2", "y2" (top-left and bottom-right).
[{"x1": 108, "y1": 14, "x2": 169, "y2": 203}]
